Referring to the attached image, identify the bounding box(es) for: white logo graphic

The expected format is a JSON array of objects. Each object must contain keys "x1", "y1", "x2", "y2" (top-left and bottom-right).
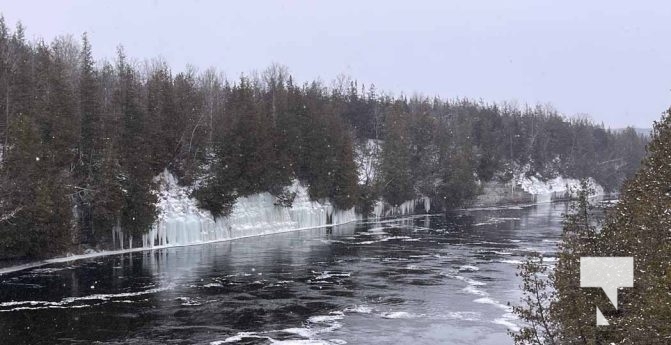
[{"x1": 579, "y1": 257, "x2": 634, "y2": 326}]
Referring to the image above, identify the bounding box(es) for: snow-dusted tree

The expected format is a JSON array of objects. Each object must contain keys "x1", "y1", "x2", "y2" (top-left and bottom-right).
[
  {"x1": 592, "y1": 109, "x2": 671, "y2": 343},
  {"x1": 511, "y1": 181, "x2": 600, "y2": 345}
]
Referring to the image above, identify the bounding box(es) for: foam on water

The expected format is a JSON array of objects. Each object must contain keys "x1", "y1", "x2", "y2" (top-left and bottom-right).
[
  {"x1": 449, "y1": 274, "x2": 487, "y2": 287},
  {"x1": 311, "y1": 271, "x2": 352, "y2": 280},
  {"x1": 442, "y1": 311, "x2": 482, "y2": 321},
  {"x1": 211, "y1": 311, "x2": 347, "y2": 345},
  {"x1": 353, "y1": 235, "x2": 414, "y2": 245},
  {"x1": 0, "y1": 284, "x2": 173, "y2": 312},
  {"x1": 458, "y1": 265, "x2": 480, "y2": 272},
  {"x1": 176, "y1": 296, "x2": 202, "y2": 306},
  {"x1": 270, "y1": 340, "x2": 347, "y2": 345},
  {"x1": 343, "y1": 305, "x2": 373, "y2": 314},
  {"x1": 443, "y1": 268, "x2": 522, "y2": 331},
  {"x1": 379, "y1": 311, "x2": 423, "y2": 319},
  {"x1": 210, "y1": 332, "x2": 267, "y2": 344},
  {"x1": 499, "y1": 259, "x2": 524, "y2": 265},
  {"x1": 308, "y1": 314, "x2": 344, "y2": 323},
  {"x1": 203, "y1": 283, "x2": 224, "y2": 288},
  {"x1": 462, "y1": 285, "x2": 489, "y2": 296},
  {"x1": 494, "y1": 313, "x2": 521, "y2": 332}
]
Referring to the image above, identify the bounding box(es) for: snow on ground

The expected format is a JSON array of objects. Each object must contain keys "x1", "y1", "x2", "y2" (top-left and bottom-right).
[{"x1": 516, "y1": 174, "x2": 604, "y2": 203}]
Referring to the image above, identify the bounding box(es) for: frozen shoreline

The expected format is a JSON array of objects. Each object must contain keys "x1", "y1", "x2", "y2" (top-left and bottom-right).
[
  {"x1": 0, "y1": 217, "x2": 360, "y2": 276},
  {"x1": 0, "y1": 197, "x2": 590, "y2": 276},
  {"x1": 0, "y1": 171, "x2": 604, "y2": 276}
]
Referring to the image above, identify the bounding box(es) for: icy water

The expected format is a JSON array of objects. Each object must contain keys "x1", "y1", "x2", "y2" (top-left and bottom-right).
[{"x1": 0, "y1": 202, "x2": 568, "y2": 345}]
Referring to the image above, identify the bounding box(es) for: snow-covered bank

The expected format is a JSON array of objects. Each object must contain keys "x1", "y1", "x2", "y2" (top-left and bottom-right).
[
  {"x1": 0, "y1": 166, "x2": 603, "y2": 275},
  {"x1": 0, "y1": 173, "x2": 360, "y2": 275},
  {"x1": 136, "y1": 171, "x2": 359, "y2": 249},
  {"x1": 474, "y1": 174, "x2": 604, "y2": 207},
  {"x1": 517, "y1": 175, "x2": 604, "y2": 203}
]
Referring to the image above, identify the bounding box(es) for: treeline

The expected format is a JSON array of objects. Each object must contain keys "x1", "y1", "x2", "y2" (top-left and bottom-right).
[
  {"x1": 511, "y1": 111, "x2": 671, "y2": 345},
  {"x1": 0, "y1": 20, "x2": 647, "y2": 258},
  {"x1": 370, "y1": 99, "x2": 647, "y2": 211}
]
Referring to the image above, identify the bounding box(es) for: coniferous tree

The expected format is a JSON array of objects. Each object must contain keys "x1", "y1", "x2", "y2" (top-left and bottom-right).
[
  {"x1": 511, "y1": 181, "x2": 600, "y2": 345},
  {"x1": 116, "y1": 48, "x2": 157, "y2": 243},
  {"x1": 588, "y1": 110, "x2": 671, "y2": 343},
  {"x1": 76, "y1": 32, "x2": 102, "y2": 243},
  {"x1": 380, "y1": 101, "x2": 414, "y2": 206},
  {"x1": 549, "y1": 181, "x2": 601, "y2": 344},
  {"x1": 0, "y1": 16, "x2": 9, "y2": 159},
  {"x1": 0, "y1": 20, "x2": 652, "y2": 257},
  {"x1": 0, "y1": 114, "x2": 73, "y2": 258}
]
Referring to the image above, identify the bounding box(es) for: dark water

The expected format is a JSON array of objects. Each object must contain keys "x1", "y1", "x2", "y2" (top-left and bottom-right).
[{"x1": 0, "y1": 203, "x2": 568, "y2": 345}]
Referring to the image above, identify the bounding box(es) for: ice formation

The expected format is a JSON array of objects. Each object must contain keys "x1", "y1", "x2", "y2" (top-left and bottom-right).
[
  {"x1": 517, "y1": 174, "x2": 604, "y2": 203},
  {"x1": 109, "y1": 167, "x2": 598, "y2": 251},
  {"x1": 135, "y1": 171, "x2": 359, "y2": 249},
  {"x1": 371, "y1": 196, "x2": 431, "y2": 218}
]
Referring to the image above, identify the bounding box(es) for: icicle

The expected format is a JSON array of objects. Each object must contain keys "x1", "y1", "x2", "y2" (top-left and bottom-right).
[
  {"x1": 144, "y1": 174, "x2": 359, "y2": 249},
  {"x1": 423, "y1": 196, "x2": 431, "y2": 213}
]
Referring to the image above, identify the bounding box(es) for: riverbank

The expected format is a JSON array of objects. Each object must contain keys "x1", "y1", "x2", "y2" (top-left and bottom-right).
[
  {"x1": 0, "y1": 218, "x2": 361, "y2": 276},
  {"x1": 0, "y1": 199, "x2": 568, "y2": 345},
  {"x1": 472, "y1": 176, "x2": 605, "y2": 208},
  {"x1": 0, "y1": 173, "x2": 605, "y2": 275}
]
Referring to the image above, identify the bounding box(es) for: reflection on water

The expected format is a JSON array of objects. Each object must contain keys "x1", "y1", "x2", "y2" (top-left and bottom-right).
[{"x1": 0, "y1": 202, "x2": 568, "y2": 345}]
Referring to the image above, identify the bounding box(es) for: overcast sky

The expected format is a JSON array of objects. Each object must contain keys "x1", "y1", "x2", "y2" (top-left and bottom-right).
[{"x1": 1, "y1": 0, "x2": 669, "y2": 128}]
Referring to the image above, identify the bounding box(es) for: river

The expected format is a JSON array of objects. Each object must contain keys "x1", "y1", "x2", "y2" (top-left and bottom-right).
[{"x1": 0, "y1": 202, "x2": 568, "y2": 345}]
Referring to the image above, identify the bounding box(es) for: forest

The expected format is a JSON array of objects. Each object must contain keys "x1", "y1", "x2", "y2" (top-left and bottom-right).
[{"x1": 0, "y1": 20, "x2": 648, "y2": 259}]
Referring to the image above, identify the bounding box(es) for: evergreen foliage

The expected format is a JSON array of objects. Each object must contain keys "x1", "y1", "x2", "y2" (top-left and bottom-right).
[
  {"x1": 0, "y1": 20, "x2": 648, "y2": 258},
  {"x1": 511, "y1": 180, "x2": 601, "y2": 345},
  {"x1": 512, "y1": 111, "x2": 671, "y2": 344}
]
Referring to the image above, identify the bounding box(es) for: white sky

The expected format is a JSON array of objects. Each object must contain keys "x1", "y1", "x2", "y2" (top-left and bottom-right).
[{"x1": 1, "y1": 0, "x2": 670, "y2": 128}]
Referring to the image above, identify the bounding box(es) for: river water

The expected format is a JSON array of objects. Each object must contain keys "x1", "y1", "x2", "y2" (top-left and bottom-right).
[{"x1": 0, "y1": 202, "x2": 568, "y2": 345}]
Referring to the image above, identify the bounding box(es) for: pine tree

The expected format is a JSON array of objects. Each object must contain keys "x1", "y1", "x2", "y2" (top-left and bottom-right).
[
  {"x1": 75, "y1": 32, "x2": 103, "y2": 244},
  {"x1": 79, "y1": 32, "x2": 100, "y2": 172},
  {"x1": 0, "y1": 16, "x2": 9, "y2": 160},
  {"x1": 438, "y1": 147, "x2": 478, "y2": 209},
  {"x1": 380, "y1": 101, "x2": 414, "y2": 206},
  {"x1": 0, "y1": 114, "x2": 73, "y2": 258},
  {"x1": 174, "y1": 69, "x2": 204, "y2": 182},
  {"x1": 327, "y1": 109, "x2": 358, "y2": 210},
  {"x1": 115, "y1": 47, "x2": 157, "y2": 243}
]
